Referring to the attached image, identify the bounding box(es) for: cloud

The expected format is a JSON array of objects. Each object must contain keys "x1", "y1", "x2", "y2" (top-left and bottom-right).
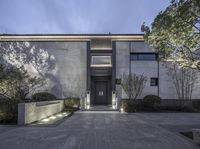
[{"x1": 0, "y1": 0, "x2": 171, "y2": 34}]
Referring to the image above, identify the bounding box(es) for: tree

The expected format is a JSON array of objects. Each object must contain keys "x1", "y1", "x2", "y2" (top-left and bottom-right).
[
  {"x1": 121, "y1": 73, "x2": 147, "y2": 100},
  {"x1": 141, "y1": 0, "x2": 200, "y2": 70},
  {"x1": 165, "y1": 62, "x2": 197, "y2": 101},
  {"x1": 0, "y1": 64, "x2": 44, "y2": 101}
]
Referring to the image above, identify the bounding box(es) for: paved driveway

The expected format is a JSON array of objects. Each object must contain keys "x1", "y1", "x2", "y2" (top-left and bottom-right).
[{"x1": 0, "y1": 112, "x2": 200, "y2": 149}]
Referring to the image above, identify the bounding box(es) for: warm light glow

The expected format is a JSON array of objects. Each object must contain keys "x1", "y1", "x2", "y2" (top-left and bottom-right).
[
  {"x1": 0, "y1": 35, "x2": 144, "y2": 42},
  {"x1": 90, "y1": 64, "x2": 112, "y2": 67},
  {"x1": 91, "y1": 47, "x2": 112, "y2": 50},
  {"x1": 57, "y1": 114, "x2": 63, "y2": 117},
  {"x1": 120, "y1": 108, "x2": 124, "y2": 112},
  {"x1": 50, "y1": 116, "x2": 56, "y2": 120},
  {"x1": 41, "y1": 118, "x2": 50, "y2": 122}
]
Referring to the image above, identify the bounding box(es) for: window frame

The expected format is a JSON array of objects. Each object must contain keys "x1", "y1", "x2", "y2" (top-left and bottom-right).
[
  {"x1": 90, "y1": 55, "x2": 112, "y2": 67},
  {"x1": 150, "y1": 77, "x2": 158, "y2": 86},
  {"x1": 130, "y1": 52, "x2": 158, "y2": 61}
]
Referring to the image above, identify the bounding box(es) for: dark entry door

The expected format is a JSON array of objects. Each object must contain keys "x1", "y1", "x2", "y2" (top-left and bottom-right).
[{"x1": 95, "y1": 81, "x2": 107, "y2": 105}]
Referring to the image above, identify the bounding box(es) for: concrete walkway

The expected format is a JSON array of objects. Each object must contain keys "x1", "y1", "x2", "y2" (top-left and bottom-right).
[{"x1": 0, "y1": 112, "x2": 200, "y2": 149}]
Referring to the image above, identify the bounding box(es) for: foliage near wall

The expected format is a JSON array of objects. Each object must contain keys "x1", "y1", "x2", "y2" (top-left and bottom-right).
[
  {"x1": 164, "y1": 62, "x2": 198, "y2": 102},
  {"x1": 0, "y1": 61, "x2": 45, "y2": 123},
  {"x1": 64, "y1": 97, "x2": 80, "y2": 111},
  {"x1": 142, "y1": 0, "x2": 200, "y2": 70},
  {"x1": 121, "y1": 73, "x2": 147, "y2": 100}
]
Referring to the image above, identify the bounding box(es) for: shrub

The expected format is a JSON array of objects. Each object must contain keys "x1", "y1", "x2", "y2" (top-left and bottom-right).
[
  {"x1": 120, "y1": 99, "x2": 143, "y2": 112},
  {"x1": 0, "y1": 98, "x2": 21, "y2": 123},
  {"x1": 142, "y1": 95, "x2": 161, "y2": 109},
  {"x1": 0, "y1": 64, "x2": 45, "y2": 101},
  {"x1": 64, "y1": 97, "x2": 80, "y2": 109},
  {"x1": 121, "y1": 73, "x2": 147, "y2": 100},
  {"x1": 31, "y1": 92, "x2": 57, "y2": 101},
  {"x1": 158, "y1": 105, "x2": 198, "y2": 112}
]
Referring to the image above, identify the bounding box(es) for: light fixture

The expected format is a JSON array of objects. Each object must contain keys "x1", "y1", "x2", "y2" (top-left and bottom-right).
[
  {"x1": 50, "y1": 116, "x2": 56, "y2": 120},
  {"x1": 120, "y1": 108, "x2": 124, "y2": 112},
  {"x1": 41, "y1": 118, "x2": 49, "y2": 122}
]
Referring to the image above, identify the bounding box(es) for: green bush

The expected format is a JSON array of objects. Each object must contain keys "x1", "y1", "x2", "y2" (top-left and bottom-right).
[
  {"x1": 0, "y1": 98, "x2": 21, "y2": 123},
  {"x1": 142, "y1": 95, "x2": 161, "y2": 109},
  {"x1": 120, "y1": 99, "x2": 142, "y2": 112},
  {"x1": 31, "y1": 92, "x2": 57, "y2": 101},
  {"x1": 64, "y1": 97, "x2": 80, "y2": 109},
  {"x1": 158, "y1": 105, "x2": 199, "y2": 112}
]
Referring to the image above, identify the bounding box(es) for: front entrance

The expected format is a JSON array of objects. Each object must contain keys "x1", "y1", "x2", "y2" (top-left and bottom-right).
[
  {"x1": 95, "y1": 81, "x2": 107, "y2": 105},
  {"x1": 91, "y1": 76, "x2": 111, "y2": 105}
]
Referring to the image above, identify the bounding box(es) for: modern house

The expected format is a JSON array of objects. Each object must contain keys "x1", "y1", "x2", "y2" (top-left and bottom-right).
[{"x1": 0, "y1": 34, "x2": 200, "y2": 110}]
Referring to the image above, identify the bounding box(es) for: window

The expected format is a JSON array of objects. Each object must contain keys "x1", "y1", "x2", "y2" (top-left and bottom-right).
[
  {"x1": 150, "y1": 78, "x2": 158, "y2": 86},
  {"x1": 91, "y1": 56, "x2": 112, "y2": 67},
  {"x1": 91, "y1": 39, "x2": 112, "y2": 50},
  {"x1": 130, "y1": 53, "x2": 157, "y2": 61}
]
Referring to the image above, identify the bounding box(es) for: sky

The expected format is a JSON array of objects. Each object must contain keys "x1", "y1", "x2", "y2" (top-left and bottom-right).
[{"x1": 0, "y1": 0, "x2": 171, "y2": 34}]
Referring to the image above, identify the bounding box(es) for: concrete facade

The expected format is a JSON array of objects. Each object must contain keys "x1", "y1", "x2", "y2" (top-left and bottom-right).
[
  {"x1": 116, "y1": 41, "x2": 159, "y2": 99},
  {"x1": 0, "y1": 34, "x2": 199, "y2": 108},
  {"x1": 0, "y1": 41, "x2": 87, "y2": 98}
]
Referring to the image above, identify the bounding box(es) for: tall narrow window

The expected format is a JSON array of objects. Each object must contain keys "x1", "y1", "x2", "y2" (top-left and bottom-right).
[{"x1": 91, "y1": 56, "x2": 112, "y2": 67}]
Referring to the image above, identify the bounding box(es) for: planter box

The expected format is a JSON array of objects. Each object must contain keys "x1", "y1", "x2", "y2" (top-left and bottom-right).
[
  {"x1": 192, "y1": 129, "x2": 200, "y2": 144},
  {"x1": 18, "y1": 100, "x2": 64, "y2": 125}
]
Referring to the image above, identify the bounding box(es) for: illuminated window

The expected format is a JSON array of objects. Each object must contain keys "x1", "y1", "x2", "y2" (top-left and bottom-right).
[{"x1": 91, "y1": 56, "x2": 112, "y2": 67}]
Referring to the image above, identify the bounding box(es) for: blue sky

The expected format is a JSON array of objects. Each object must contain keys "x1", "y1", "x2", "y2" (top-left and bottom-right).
[{"x1": 0, "y1": 0, "x2": 171, "y2": 34}]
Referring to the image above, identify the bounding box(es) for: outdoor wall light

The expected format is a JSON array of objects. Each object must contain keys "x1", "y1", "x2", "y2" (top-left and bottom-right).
[
  {"x1": 50, "y1": 116, "x2": 56, "y2": 120},
  {"x1": 120, "y1": 108, "x2": 124, "y2": 112},
  {"x1": 41, "y1": 118, "x2": 50, "y2": 122},
  {"x1": 57, "y1": 114, "x2": 63, "y2": 117}
]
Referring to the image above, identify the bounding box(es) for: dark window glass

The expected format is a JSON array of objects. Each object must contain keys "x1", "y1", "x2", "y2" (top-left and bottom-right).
[
  {"x1": 138, "y1": 54, "x2": 157, "y2": 60},
  {"x1": 130, "y1": 53, "x2": 157, "y2": 61},
  {"x1": 150, "y1": 78, "x2": 158, "y2": 86},
  {"x1": 130, "y1": 54, "x2": 138, "y2": 60}
]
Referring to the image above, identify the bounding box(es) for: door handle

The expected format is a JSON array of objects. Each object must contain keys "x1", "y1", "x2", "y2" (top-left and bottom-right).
[{"x1": 99, "y1": 91, "x2": 103, "y2": 96}]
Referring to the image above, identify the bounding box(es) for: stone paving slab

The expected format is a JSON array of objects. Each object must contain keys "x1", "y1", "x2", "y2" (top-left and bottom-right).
[{"x1": 0, "y1": 112, "x2": 200, "y2": 149}]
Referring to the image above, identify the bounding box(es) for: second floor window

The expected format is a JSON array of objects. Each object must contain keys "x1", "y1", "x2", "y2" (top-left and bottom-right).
[
  {"x1": 91, "y1": 56, "x2": 112, "y2": 67},
  {"x1": 130, "y1": 53, "x2": 158, "y2": 61}
]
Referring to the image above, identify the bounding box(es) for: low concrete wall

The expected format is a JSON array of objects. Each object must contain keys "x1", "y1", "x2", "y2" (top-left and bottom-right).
[{"x1": 18, "y1": 100, "x2": 64, "y2": 125}]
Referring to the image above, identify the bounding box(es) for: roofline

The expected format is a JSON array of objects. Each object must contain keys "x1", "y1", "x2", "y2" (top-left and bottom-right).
[
  {"x1": 0, "y1": 34, "x2": 144, "y2": 41},
  {"x1": 0, "y1": 33, "x2": 144, "y2": 36}
]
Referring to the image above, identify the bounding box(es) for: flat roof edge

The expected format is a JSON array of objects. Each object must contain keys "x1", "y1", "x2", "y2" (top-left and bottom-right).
[
  {"x1": 0, "y1": 34, "x2": 144, "y2": 41},
  {"x1": 0, "y1": 33, "x2": 144, "y2": 36}
]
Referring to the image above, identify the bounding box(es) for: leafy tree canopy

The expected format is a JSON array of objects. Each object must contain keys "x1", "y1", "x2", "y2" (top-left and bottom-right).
[{"x1": 141, "y1": 0, "x2": 200, "y2": 70}]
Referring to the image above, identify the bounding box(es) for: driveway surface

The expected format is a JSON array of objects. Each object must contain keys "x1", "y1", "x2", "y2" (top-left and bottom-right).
[{"x1": 0, "y1": 112, "x2": 200, "y2": 149}]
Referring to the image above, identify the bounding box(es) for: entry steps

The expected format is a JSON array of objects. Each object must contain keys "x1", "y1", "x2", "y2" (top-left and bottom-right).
[{"x1": 84, "y1": 105, "x2": 119, "y2": 111}]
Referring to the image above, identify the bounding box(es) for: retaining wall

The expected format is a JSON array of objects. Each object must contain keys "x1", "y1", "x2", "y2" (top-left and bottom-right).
[{"x1": 18, "y1": 100, "x2": 64, "y2": 125}]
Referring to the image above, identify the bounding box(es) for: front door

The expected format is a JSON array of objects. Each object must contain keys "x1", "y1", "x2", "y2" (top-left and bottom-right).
[{"x1": 95, "y1": 81, "x2": 107, "y2": 105}]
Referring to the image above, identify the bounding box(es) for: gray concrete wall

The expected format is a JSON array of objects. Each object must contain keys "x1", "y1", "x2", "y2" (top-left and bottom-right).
[
  {"x1": 131, "y1": 41, "x2": 155, "y2": 53},
  {"x1": 159, "y1": 61, "x2": 200, "y2": 99},
  {"x1": 18, "y1": 100, "x2": 64, "y2": 125},
  {"x1": 116, "y1": 41, "x2": 200, "y2": 100},
  {"x1": 116, "y1": 42, "x2": 130, "y2": 99},
  {"x1": 131, "y1": 61, "x2": 158, "y2": 99},
  {"x1": 116, "y1": 41, "x2": 159, "y2": 99},
  {"x1": 159, "y1": 62, "x2": 177, "y2": 99},
  {"x1": 0, "y1": 41, "x2": 87, "y2": 98}
]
